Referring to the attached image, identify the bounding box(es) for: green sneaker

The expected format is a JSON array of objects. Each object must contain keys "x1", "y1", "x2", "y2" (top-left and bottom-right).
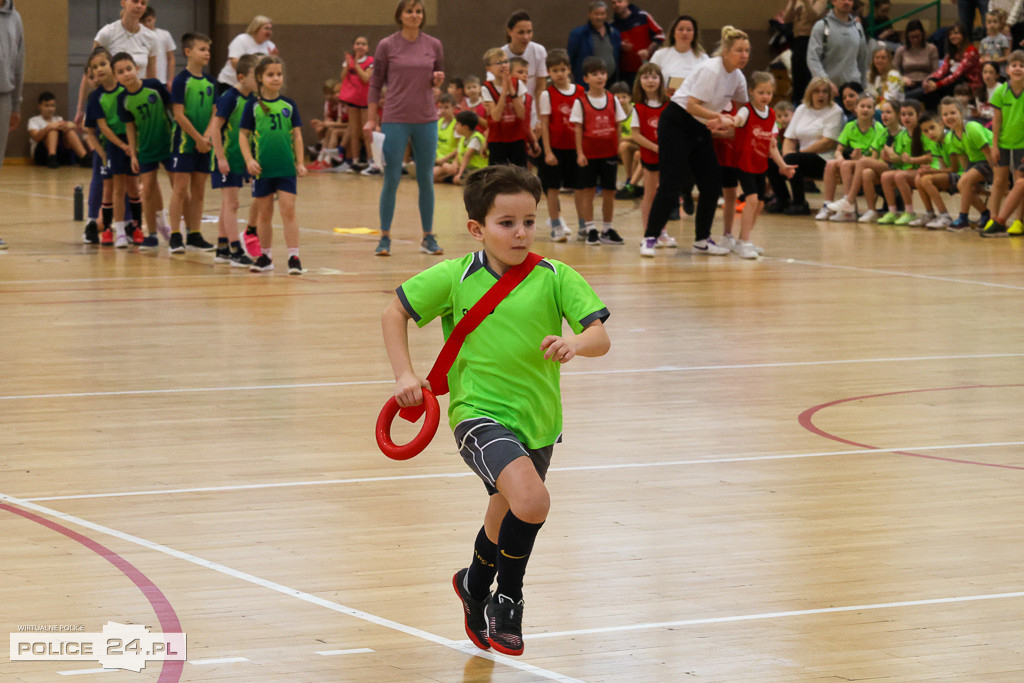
[
  {"x1": 980, "y1": 219, "x2": 1008, "y2": 237},
  {"x1": 894, "y1": 212, "x2": 915, "y2": 225},
  {"x1": 876, "y1": 211, "x2": 898, "y2": 224},
  {"x1": 1008, "y1": 220, "x2": 1024, "y2": 235}
]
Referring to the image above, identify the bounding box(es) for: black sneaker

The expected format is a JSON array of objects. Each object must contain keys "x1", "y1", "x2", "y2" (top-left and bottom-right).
[
  {"x1": 230, "y1": 250, "x2": 254, "y2": 267},
  {"x1": 783, "y1": 201, "x2": 811, "y2": 216},
  {"x1": 682, "y1": 194, "x2": 695, "y2": 215},
  {"x1": 599, "y1": 228, "x2": 624, "y2": 245},
  {"x1": 139, "y1": 234, "x2": 159, "y2": 251},
  {"x1": 585, "y1": 228, "x2": 600, "y2": 246},
  {"x1": 250, "y1": 254, "x2": 273, "y2": 272},
  {"x1": 186, "y1": 231, "x2": 216, "y2": 251},
  {"x1": 168, "y1": 232, "x2": 185, "y2": 254},
  {"x1": 214, "y1": 248, "x2": 232, "y2": 264},
  {"x1": 83, "y1": 220, "x2": 99, "y2": 245},
  {"x1": 614, "y1": 184, "x2": 635, "y2": 200},
  {"x1": 452, "y1": 569, "x2": 490, "y2": 651},
  {"x1": 287, "y1": 255, "x2": 303, "y2": 275},
  {"x1": 486, "y1": 593, "x2": 525, "y2": 656}
]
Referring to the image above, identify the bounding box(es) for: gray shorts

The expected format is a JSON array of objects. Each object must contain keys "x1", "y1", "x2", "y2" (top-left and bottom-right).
[
  {"x1": 454, "y1": 417, "x2": 553, "y2": 496},
  {"x1": 998, "y1": 147, "x2": 1024, "y2": 171},
  {"x1": 966, "y1": 160, "x2": 994, "y2": 183}
]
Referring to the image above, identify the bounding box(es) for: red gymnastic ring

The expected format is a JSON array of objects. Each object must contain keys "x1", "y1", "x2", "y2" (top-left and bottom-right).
[{"x1": 375, "y1": 389, "x2": 440, "y2": 460}]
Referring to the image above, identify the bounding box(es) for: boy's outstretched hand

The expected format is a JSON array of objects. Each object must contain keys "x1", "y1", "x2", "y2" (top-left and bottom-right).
[{"x1": 541, "y1": 335, "x2": 578, "y2": 363}]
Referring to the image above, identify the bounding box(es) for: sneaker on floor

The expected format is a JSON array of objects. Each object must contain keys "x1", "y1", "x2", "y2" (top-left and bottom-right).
[
  {"x1": 876, "y1": 211, "x2": 899, "y2": 225},
  {"x1": 558, "y1": 224, "x2": 574, "y2": 240},
  {"x1": 420, "y1": 233, "x2": 444, "y2": 255},
  {"x1": 576, "y1": 226, "x2": 588, "y2": 241},
  {"x1": 486, "y1": 593, "x2": 525, "y2": 656},
  {"x1": 288, "y1": 255, "x2": 303, "y2": 274},
  {"x1": 947, "y1": 216, "x2": 971, "y2": 231},
  {"x1": 599, "y1": 228, "x2": 624, "y2": 245},
  {"x1": 814, "y1": 206, "x2": 835, "y2": 221},
  {"x1": 857, "y1": 209, "x2": 879, "y2": 223},
  {"x1": 614, "y1": 184, "x2": 636, "y2": 200},
  {"x1": 682, "y1": 194, "x2": 695, "y2": 215},
  {"x1": 186, "y1": 231, "x2": 216, "y2": 251},
  {"x1": 691, "y1": 238, "x2": 730, "y2": 255},
  {"x1": 83, "y1": 220, "x2": 100, "y2": 244},
  {"x1": 585, "y1": 228, "x2": 600, "y2": 245},
  {"x1": 100, "y1": 228, "x2": 114, "y2": 246},
  {"x1": 748, "y1": 242, "x2": 766, "y2": 255},
  {"x1": 250, "y1": 254, "x2": 273, "y2": 272},
  {"x1": 717, "y1": 234, "x2": 737, "y2": 251},
  {"x1": 976, "y1": 210, "x2": 991, "y2": 227},
  {"x1": 826, "y1": 196, "x2": 855, "y2": 213},
  {"x1": 230, "y1": 250, "x2": 254, "y2": 267},
  {"x1": 130, "y1": 226, "x2": 145, "y2": 244},
  {"x1": 214, "y1": 248, "x2": 233, "y2": 263},
  {"x1": 734, "y1": 240, "x2": 759, "y2": 259},
  {"x1": 139, "y1": 234, "x2": 159, "y2": 251},
  {"x1": 1008, "y1": 220, "x2": 1024, "y2": 235},
  {"x1": 639, "y1": 236, "x2": 657, "y2": 257},
  {"x1": 829, "y1": 210, "x2": 857, "y2": 222},
  {"x1": 361, "y1": 163, "x2": 382, "y2": 176},
  {"x1": 656, "y1": 231, "x2": 677, "y2": 248},
  {"x1": 548, "y1": 220, "x2": 568, "y2": 243},
  {"x1": 114, "y1": 233, "x2": 129, "y2": 249},
  {"x1": 168, "y1": 232, "x2": 185, "y2": 254},
  {"x1": 375, "y1": 235, "x2": 391, "y2": 256},
  {"x1": 926, "y1": 214, "x2": 952, "y2": 229},
  {"x1": 907, "y1": 213, "x2": 933, "y2": 227},
  {"x1": 980, "y1": 219, "x2": 1009, "y2": 237},
  {"x1": 894, "y1": 212, "x2": 915, "y2": 226},
  {"x1": 452, "y1": 569, "x2": 490, "y2": 651}
]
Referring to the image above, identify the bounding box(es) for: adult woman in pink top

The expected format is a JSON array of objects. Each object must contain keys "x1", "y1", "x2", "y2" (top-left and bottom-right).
[{"x1": 365, "y1": 0, "x2": 445, "y2": 256}]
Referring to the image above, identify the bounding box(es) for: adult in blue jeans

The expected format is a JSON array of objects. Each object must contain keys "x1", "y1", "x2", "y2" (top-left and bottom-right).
[{"x1": 365, "y1": 0, "x2": 445, "y2": 256}]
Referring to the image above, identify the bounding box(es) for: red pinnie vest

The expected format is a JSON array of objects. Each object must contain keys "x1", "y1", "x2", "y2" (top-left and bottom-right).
[
  {"x1": 633, "y1": 101, "x2": 666, "y2": 165},
  {"x1": 483, "y1": 79, "x2": 526, "y2": 143},
  {"x1": 730, "y1": 104, "x2": 777, "y2": 174},
  {"x1": 579, "y1": 93, "x2": 618, "y2": 159},
  {"x1": 546, "y1": 84, "x2": 583, "y2": 150}
]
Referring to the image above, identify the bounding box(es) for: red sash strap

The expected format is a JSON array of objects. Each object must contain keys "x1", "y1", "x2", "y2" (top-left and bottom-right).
[{"x1": 398, "y1": 251, "x2": 544, "y2": 422}]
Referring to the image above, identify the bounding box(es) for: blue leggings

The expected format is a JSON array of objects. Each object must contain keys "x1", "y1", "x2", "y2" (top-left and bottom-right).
[{"x1": 379, "y1": 121, "x2": 438, "y2": 234}]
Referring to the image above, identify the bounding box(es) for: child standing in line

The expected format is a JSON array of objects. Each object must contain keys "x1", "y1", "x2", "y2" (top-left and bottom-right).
[
  {"x1": 209, "y1": 54, "x2": 259, "y2": 267},
  {"x1": 630, "y1": 62, "x2": 670, "y2": 249},
  {"x1": 979, "y1": 9, "x2": 1011, "y2": 76},
  {"x1": 168, "y1": 33, "x2": 217, "y2": 254},
  {"x1": 463, "y1": 76, "x2": 488, "y2": 134},
  {"x1": 612, "y1": 81, "x2": 642, "y2": 200},
  {"x1": 537, "y1": 48, "x2": 583, "y2": 243},
  {"x1": 571, "y1": 56, "x2": 627, "y2": 246},
  {"x1": 981, "y1": 50, "x2": 1024, "y2": 236},
  {"x1": 433, "y1": 93, "x2": 459, "y2": 182},
  {"x1": 339, "y1": 36, "x2": 374, "y2": 171},
  {"x1": 381, "y1": 164, "x2": 610, "y2": 657},
  {"x1": 482, "y1": 48, "x2": 529, "y2": 167},
  {"x1": 434, "y1": 110, "x2": 488, "y2": 184},
  {"x1": 82, "y1": 50, "x2": 127, "y2": 246},
  {"x1": 239, "y1": 55, "x2": 307, "y2": 274},
  {"x1": 942, "y1": 96, "x2": 996, "y2": 230},
  {"x1": 818, "y1": 95, "x2": 886, "y2": 222},
  {"x1": 509, "y1": 57, "x2": 542, "y2": 159}
]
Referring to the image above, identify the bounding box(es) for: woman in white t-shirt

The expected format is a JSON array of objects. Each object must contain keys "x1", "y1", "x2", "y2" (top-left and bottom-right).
[
  {"x1": 767, "y1": 76, "x2": 843, "y2": 215},
  {"x1": 501, "y1": 10, "x2": 548, "y2": 107},
  {"x1": 216, "y1": 15, "x2": 278, "y2": 94},
  {"x1": 649, "y1": 15, "x2": 707, "y2": 96},
  {"x1": 640, "y1": 26, "x2": 750, "y2": 257}
]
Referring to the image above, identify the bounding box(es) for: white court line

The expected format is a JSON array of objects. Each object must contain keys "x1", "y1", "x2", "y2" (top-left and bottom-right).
[
  {"x1": 526, "y1": 591, "x2": 1024, "y2": 640},
  {"x1": 22, "y1": 440, "x2": 1024, "y2": 502},
  {"x1": 0, "y1": 188, "x2": 74, "y2": 202},
  {"x1": 189, "y1": 657, "x2": 250, "y2": 665},
  {"x1": 777, "y1": 257, "x2": 1024, "y2": 292},
  {"x1": 2, "y1": 352, "x2": 1023, "y2": 402},
  {"x1": 316, "y1": 648, "x2": 374, "y2": 656},
  {"x1": 0, "y1": 493, "x2": 582, "y2": 683},
  {"x1": 56, "y1": 669, "x2": 117, "y2": 676}
]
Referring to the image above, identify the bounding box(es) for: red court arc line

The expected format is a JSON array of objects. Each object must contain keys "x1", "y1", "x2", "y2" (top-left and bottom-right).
[
  {"x1": 798, "y1": 384, "x2": 1024, "y2": 471},
  {"x1": 0, "y1": 503, "x2": 183, "y2": 682}
]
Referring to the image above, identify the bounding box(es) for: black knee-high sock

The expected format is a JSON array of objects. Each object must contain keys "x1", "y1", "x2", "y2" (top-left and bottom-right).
[
  {"x1": 465, "y1": 525, "x2": 497, "y2": 601},
  {"x1": 495, "y1": 511, "x2": 544, "y2": 602},
  {"x1": 128, "y1": 196, "x2": 142, "y2": 229},
  {"x1": 101, "y1": 203, "x2": 113, "y2": 230}
]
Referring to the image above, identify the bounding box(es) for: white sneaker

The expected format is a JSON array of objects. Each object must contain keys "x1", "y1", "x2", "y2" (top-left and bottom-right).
[
  {"x1": 656, "y1": 230, "x2": 677, "y2": 248},
  {"x1": 361, "y1": 163, "x2": 382, "y2": 176},
  {"x1": 547, "y1": 220, "x2": 568, "y2": 243},
  {"x1": 826, "y1": 196, "x2": 855, "y2": 213},
  {"x1": 691, "y1": 238, "x2": 730, "y2": 255},
  {"x1": 829, "y1": 210, "x2": 858, "y2": 222},
  {"x1": 857, "y1": 209, "x2": 880, "y2": 223},
  {"x1": 639, "y1": 236, "x2": 657, "y2": 257},
  {"x1": 814, "y1": 206, "x2": 834, "y2": 221},
  {"x1": 907, "y1": 212, "x2": 933, "y2": 227},
  {"x1": 748, "y1": 242, "x2": 765, "y2": 255},
  {"x1": 114, "y1": 233, "x2": 129, "y2": 249},
  {"x1": 926, "y1": 214, "x2": 952, "y2": 229},
  {"x1": 559, "y1": 224, "x2": 574, "y2": 240},
  {"x1": 734, "y1": 241, "x2": 759, "y2": 259},
  {"x1": 718, "y1": 234, "x2": 737, "y2": 251}
]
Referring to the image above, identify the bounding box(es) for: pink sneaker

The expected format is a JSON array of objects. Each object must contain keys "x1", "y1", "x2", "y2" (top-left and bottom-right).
[{"x1": 241, "y1": 230, "x2": 261, "y2": 258}]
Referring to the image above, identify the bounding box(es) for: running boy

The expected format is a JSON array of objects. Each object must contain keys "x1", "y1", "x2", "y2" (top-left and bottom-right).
[
  {"x1": 168, "y1": 32, "x2": 217, "y2": 253},
  {"x1": 381, "y1": 164, "x2": 610, "y2": 656},
  {"x1": 571, "y1": 56, "x2": 627, "y2": 245},
  {"x1": 538, "y1": 48, "x2": 583, "y2": 242}
]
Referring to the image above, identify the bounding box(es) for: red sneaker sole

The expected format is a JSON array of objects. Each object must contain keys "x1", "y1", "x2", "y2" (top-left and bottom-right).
[{"x1": 452, "y1": 573, "x2": 490, "y2": 651}]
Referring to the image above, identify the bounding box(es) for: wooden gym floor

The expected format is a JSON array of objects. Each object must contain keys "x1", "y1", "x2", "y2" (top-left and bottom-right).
[{"x1": 1, "y1": 164, "x2": 1022, "y2": 682}]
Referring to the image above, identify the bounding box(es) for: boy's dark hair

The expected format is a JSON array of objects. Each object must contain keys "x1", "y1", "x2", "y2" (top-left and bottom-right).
[
  {"x1": 437, "y1": 92, "x2": 456, "y2": 106},
  {"x1": 609, "y1": 81, "x2": 630, "y2": 96},
  {"x1": 142, "y1": 6, "x2": 155, "y2": 20},
  {"x1": 1010, "y1": 50, "x2": 1024, "y2": 65},
  {"x1": 545, "y1": 48, "x2": 571, "y2": 70},
  {"x1": 38, "y1": 91, "x2": 56, "y2": 104},
  {"x1": 110, "y1": 52, "x2": 135, "y2": 70},
  {"x1": 463, "y1": 165, "x2": 542, "y2": 224},
  {"x1": 235, "y1": 53, "x2": 260, "y2": 77},
  {"x1": 455, "y1": 109, "x2": 479, "y2": 130},
  {"x1": 582, "y1": 56, "x2": 607, "y2": 76},
  {"x1": 448, "y1": 77, "x2": 464, "y2": 89},
  {"x1": 953, "y1": 83, "x2": 972, "y2": 96},
  {"x1": 182, "y1": 32, "x2": 212, "y2": 51}
]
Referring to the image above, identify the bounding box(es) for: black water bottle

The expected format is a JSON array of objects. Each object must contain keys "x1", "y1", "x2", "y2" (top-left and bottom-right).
[{"x1": 73, "y1": 185, "x2": 84, "y2": 222}]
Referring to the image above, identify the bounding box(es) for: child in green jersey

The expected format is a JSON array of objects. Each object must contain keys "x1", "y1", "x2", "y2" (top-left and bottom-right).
[
  {"x1": 981, "y1": 51, "x2": 1024, "y2": 236},
  {"x1": 210, "y1": 54, "x2": 260, "y2": 266},
  {"x1": 113, "y1": 51, "x2": 173, "y2": 251},
  {"x1": 382, "y1": 165, "x2": 610, "y2": 657},
  {"x1": 917, "y1": 111, "x2": 971, "y2": 229},
  {"x1": 168, "y1": 32, "x2": 217, "y2": 254},
  {"x1": 239, "y1": 56, "x2": 307, "y2": 275},
  {"x1": 878, "y1": 99, "x2": 934, "y2": 225},
  {"x1": 941, "y1": 96, "x2": 996, "y2": 230},
  {"x1": 819, "y1": 95, "x2": 886, "y2": 222},
  {"x1": 827, "y1": 99, "x2": 900, "y2": 223},
  {"x1": 432, "y1": 93, "x2": 458, "y2": 182}
]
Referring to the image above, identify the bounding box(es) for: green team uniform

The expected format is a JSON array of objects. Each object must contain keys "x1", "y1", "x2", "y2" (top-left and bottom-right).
[
  {"x1": 437, "y1": 117, "x2": 458, "y2": 161},
  {"x1": 170, "y1": 70, "x2": 216, "y2": 155},
  {"x1": 214, "y1": 87, "x2": 255, "y2": 175},
  {"x1": 944, "y1": 121, "x2": 993, "y2": 164},
  {"x1": 889, "y1": 128, "x2": 940, "y2": 170},
  {"x1": 457, "y1": 130, "x2": 488, "y2": 171},
  {"x1": 397, "y1": 252, "x2": 609, "y2": 448},
  {"x1": 239, "y1": 96, "x2": 302, "y2": 178},
  {"x1": 117, "y1": 78, "x2": 172, "y2": 164},
  {"x1": 85, "y1": 83, "x2": 126, "y2": 145},
  {"x1": 619, "y1": 108, "x2": 634, "y2": 139},
  {"x1": 989, "y1": 82, "x2": 1024, "y2": 149},
  {"x1": 838, "y1": 119, "x2": 885, "y2": 152}
]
